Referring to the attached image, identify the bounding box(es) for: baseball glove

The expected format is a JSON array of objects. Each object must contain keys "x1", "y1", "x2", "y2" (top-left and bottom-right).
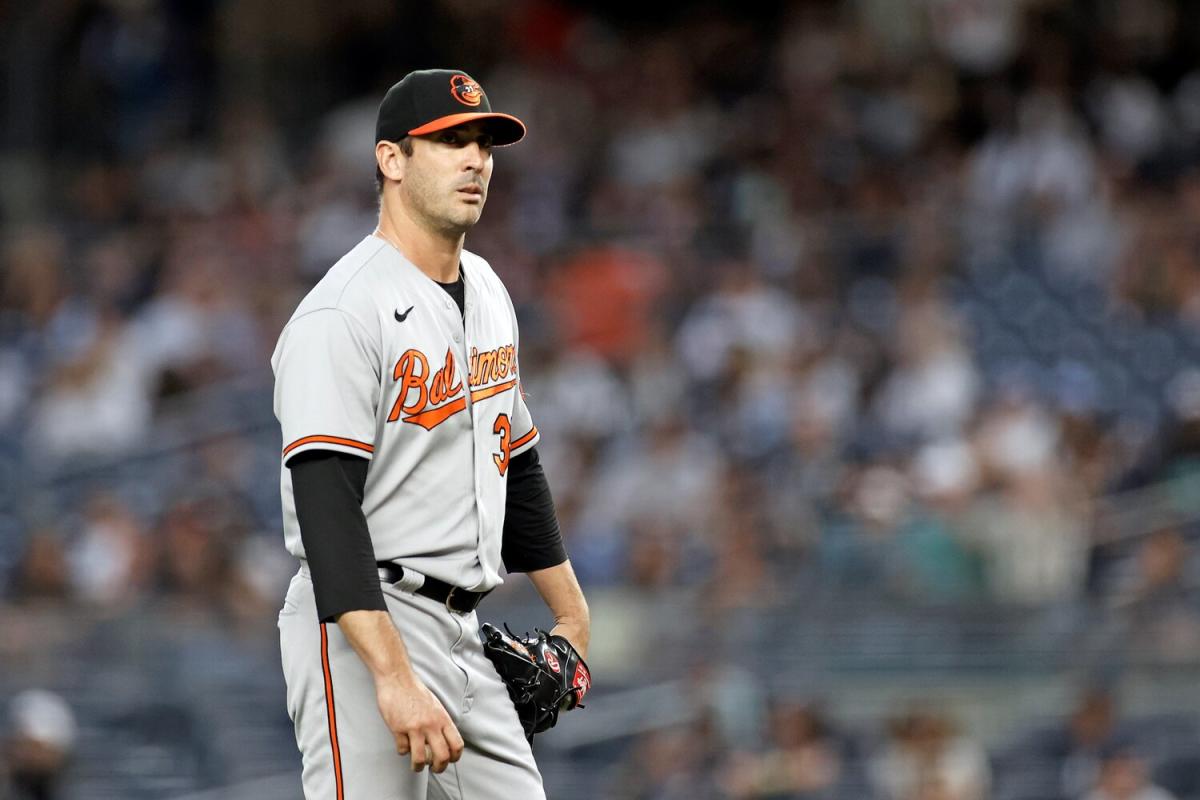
[{"x1": 479, "y1": 622, "x2": 591, "y2": 741}]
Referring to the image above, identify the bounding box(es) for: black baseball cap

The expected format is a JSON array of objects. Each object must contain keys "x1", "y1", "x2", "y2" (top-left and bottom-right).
[{"x1": 376, "y1": 69, "x2": 526, "y2": 147}]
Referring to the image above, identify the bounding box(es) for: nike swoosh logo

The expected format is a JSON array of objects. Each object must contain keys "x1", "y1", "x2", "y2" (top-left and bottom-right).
[{"x1": 394, "y1": 306, "x2": 414, "y2": 322}]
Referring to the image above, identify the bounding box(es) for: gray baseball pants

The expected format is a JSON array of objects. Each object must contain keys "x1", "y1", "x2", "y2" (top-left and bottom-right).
[{"x1": 278, "y1": 564, "x2": 545, "y2": 799}]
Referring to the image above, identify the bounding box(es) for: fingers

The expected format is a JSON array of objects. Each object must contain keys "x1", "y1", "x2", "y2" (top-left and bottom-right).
[
  {"x1": 408, "y1": 731, "x2": 429, "y2": 772},
  {"x1": 401, "y1": 726, "x2": 462, "y2": 773},
  {"x1": 428, "y1": 732, "x2": 451, "y2": 774},
  {"x1": 445, "y1": 724, "x2": 465, "y2": 764},
  {"x1": 378, "y1": 682, "x2": 463, "y2": 773}
]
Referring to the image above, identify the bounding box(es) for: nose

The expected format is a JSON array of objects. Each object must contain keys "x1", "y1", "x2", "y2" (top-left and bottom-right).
[{"x1": 462, "y1": 142, "x2": 486, "y2": 172}]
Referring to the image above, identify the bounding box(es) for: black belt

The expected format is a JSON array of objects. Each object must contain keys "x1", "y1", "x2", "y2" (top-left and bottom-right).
[{"x1": 376, "y1": 563, "x2": 489, "y2": 614}]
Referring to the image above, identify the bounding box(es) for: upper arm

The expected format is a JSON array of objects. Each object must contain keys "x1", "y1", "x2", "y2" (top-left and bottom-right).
[
  {"x1": 273, "y1": 308, "x2": 381, "y2": 464},
  {"x1": 287, "y1": 450, "x2": 381, "y2": 621}
]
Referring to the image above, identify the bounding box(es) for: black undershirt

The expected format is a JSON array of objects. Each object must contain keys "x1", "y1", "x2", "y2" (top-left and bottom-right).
[
  {"x1": 290, "y1": 451, "x2": 384, "y2": 621},
  {"x1": 435, "y1": 268, "x2": 465, "y2": 316},
  {"x1": 500, "y1": 447, "x2": 567, "y2": 573},
  {"x1": 289, "y1": 268, "x2": 565, "y2": 622}
]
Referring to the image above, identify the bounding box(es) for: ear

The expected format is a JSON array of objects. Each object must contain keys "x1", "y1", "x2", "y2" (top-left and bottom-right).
[{"x1": 376, "y1": 141, "x2": 407, "y2": 184}]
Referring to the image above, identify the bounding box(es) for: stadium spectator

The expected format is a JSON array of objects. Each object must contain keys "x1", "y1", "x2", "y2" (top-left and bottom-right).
[
  {"x1": 1052, "y1": 687, "x2": 1120, "y2": 800},
  {"x1": 66, "y1": 492, "x2": 150, "y2": 608},
  {"x1": 1083, "y1": 744, "x2": 1177, "y2": 800},
  {"x1": 869, "y1": 709, "x2": 991, "y2": 800},
  {"x1": 2, "y1": 690, "x2": 76, "y2": 800},
  {"x1": 724, "y1": 701, "x2": 842, "y2": 799},
  {"x1": 614, "y1": 722, "x2": 724, "y2": 800},
  {"x1": 8, "y1": 529, "x2": 70, "y2": 604},
  {"x1": 1107, "y1": 527, "x2": 1200, "y2": 661}
]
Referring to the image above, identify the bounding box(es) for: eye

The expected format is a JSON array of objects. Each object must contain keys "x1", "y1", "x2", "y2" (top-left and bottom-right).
[
  {"x1": 477, "y1": 134, "x2": 494, "y2": 150},
  {"x1": 438, "y1": 131, "x2": 459, "y2": 144}
]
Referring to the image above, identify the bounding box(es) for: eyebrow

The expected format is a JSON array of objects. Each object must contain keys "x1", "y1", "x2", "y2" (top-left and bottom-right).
[{"x1": 442, "y1": 128, "x2": 494, "y2": 144}]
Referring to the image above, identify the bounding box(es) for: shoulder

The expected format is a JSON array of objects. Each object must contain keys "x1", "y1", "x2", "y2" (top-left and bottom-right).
[
  {"x1": 288, "y1": 236, "x2": 392, "y2": 332},
  {"x1": 461, "y1": 248, "x2": 501, "y2": 285},
  {"x1": 462, "y1": 248, "x2": 514, "y2": 308}
]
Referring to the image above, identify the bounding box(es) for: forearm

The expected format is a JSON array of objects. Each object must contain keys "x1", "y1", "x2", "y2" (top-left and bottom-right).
[
  {"x1": 336, "y1": 608, "x2": 420, "y2": 685},
  {"x1": 526, "y1": 559, "x2": 590, "y2": 657}
]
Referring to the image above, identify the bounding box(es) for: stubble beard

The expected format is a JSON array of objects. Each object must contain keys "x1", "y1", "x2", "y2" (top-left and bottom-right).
[{"x1": 405, "y1": 175, "x2": 484, "y2": 239}]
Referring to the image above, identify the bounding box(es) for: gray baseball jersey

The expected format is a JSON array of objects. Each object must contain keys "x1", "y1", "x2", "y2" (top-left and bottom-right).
[
  {"x1": 272, "y1": 235, "x2": 545, "y2": 799},
  {"x1": 272, "y1": 234, "x2": 539, "y2": 591}
]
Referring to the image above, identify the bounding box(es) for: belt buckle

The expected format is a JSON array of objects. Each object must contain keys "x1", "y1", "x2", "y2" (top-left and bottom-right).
[{"x1": 444, "y1": 587, "x2": 468, "y2": 614}]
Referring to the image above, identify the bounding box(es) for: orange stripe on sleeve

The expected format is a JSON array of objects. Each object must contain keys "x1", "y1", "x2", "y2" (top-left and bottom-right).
[
  {"x1": 283, "y1": 435, "x2": 374, "y2": 457},
  {"x1": 510, "y1": 426, "x2": 539, "y2": 451},
  {"x1": 320, "y1": 623, "x2": 345, "y2": 800}
]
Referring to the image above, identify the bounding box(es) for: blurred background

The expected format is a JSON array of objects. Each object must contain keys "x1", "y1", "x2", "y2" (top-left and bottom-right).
[{"x1": 4, "y1": 0, "x2": 1200, "y2": 797}]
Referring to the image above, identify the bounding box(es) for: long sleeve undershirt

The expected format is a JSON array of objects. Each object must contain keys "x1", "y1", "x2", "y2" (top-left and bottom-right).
[{"x1": 289, "y1": 446, "x2": 566, "y2": 622}]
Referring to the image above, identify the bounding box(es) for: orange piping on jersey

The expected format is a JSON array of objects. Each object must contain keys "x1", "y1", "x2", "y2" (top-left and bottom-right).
[
  {"x1": 283, "y1": 435, "x2": 374, "y2": 457},
  {"x1": 320, "y1": 623, "x2": 345, "y2": 800},
  {"x1": 510, "y1": 426, "x2": 538, "y2": 451},
  {"x1": 402, "y1": 396, "x2": 468, "y2": 430},
  {"x1": 470, "y1": 378, "x2": 517, "y2": 403}
]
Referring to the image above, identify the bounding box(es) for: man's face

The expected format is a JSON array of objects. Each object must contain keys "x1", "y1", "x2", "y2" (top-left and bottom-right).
[{"x1": 399, "y1": 122, "x2": 495, "y2": 236}]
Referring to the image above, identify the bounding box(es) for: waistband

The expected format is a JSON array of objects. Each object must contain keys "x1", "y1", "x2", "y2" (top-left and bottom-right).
[
  {"x1": 297, "y1": 560, "x2": 489, "y2": 615},
  {"x1": 376, "y1": 562, "x2": 490, "y2": 615}
]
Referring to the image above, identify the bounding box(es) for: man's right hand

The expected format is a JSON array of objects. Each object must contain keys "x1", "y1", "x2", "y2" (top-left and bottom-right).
[
  {"x1": 334, "y1": 609, "x2": 466, "y2": 774},
  {"x1": 375, "y1": 676, "x2": 465, "y2": 773}
]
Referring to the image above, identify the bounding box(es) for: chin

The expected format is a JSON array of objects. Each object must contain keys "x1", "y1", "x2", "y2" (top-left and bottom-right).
[
  {"x1": 451, "y1": 207, "x2": 484, "y2": 229},
  {"x1": 436, "y1": 215, "x2": 479, "y2": 238}
]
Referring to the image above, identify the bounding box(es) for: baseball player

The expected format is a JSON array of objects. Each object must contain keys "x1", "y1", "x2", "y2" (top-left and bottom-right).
[{"x1": 271, "y1": 69, "x2": 590, "y2": 799}]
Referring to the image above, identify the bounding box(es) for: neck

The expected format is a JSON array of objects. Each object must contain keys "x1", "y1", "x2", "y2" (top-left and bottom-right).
[{"x1": 376, "y1": 197, "x2": 464, "y2": 283}]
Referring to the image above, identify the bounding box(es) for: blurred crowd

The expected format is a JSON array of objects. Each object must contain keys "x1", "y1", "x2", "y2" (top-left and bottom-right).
[
  {"x1": 4, "y1": 0, "x2": 1200, "y2": 637},
  {"x1": 613, "y1": 683, "x2": 1199, "y2": 800},
  {"x1": 5, "y1": 0, "x2": 1200, "y2": 796}
]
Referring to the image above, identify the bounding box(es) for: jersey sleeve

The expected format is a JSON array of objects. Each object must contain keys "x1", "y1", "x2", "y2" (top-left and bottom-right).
[
  {"x1": 509, "y1": 378, "x2": 540, "y2": 457},
  {"x1": 273, "y1": 308, "x2": 381, "y2": 465},
  {"x1": 504, "y1": 290, "x2": 539, "y2": 457}
]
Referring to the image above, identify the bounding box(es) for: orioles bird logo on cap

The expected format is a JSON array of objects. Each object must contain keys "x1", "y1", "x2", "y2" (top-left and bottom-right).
[{"x1": 450, "y1": 74, "x2": 483, "y2": 107}]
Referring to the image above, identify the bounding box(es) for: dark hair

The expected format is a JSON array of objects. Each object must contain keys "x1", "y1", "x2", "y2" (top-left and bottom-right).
[{"x1": 376, "y1": 137, "x2": 414, "y2": 196}]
